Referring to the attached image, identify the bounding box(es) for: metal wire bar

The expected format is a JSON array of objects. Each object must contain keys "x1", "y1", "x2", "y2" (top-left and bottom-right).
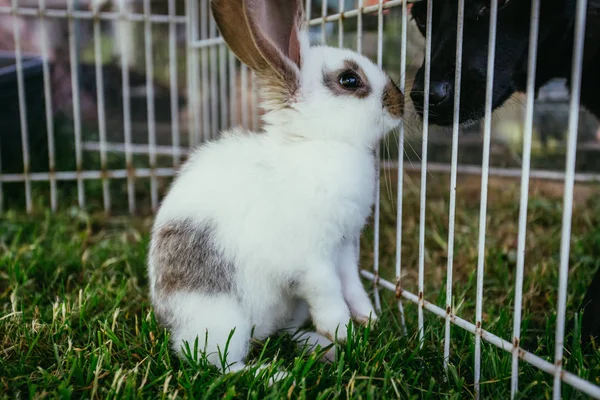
[
  {"x1": 186, "y1": 0, "x2": 200, "y2": 148},
  {"x1": 168, "y1": 0, "x2": 181, "y2": 166},
  {"x1": 218, "y1": 43, "x2": 228, "y2": 132},
  {"x1": 389, "y1": 161, "x2": 600, "y2": 183},
  {"x1": 82, "y1": 141, "x2": 191, "y2": 155},
  {"x1": 0, "y1": 168, "x2": 177, "y2": 182},
  {"x1": 321, "y1": 0, "x2": 327, "y2": 44},
  {"x1": 228, "y1": 51, "x2": 237, "y2": 127},
  {"x1": 11, "y1": 0, "x2": 32, "y2": 212},
  {"x1": 119, "y1": 1, "x2": 135, "y2": 214},
  {"x1": 67, "y1": 0, "x2": 85, "y2": 208},
  {"x1": 474, "y1": 0, "x2": 499, "y2": 397},
  {"x1": 417, "y1": 0, "x2": 433, "y2": 346},
  {"x1": 39, "y1": 0, "x2": 57, "y2": 211},
  {"x1": 251, "y1": 70, "x2": 258, "y2": 131},
  {"x1": 394, "y1": 0, "x2": 408, "y2": 337},
  {"x1": 0, "y1": 6, "x2": 187, "y2": 22},
  {"x1": 444, "y1": 0, "x2": 465, "y2": 372},
  {"x1": 511, "y1": 0, "x2": 540, "y2": 397},
  {"x1": 553, "y1": 0, "x2": 588, "y2": 398},
  {"x1": 190, "y1": 35, "x2": 224, "y2": 48},
  {"x1": 209, "y1": 9, "x2": 219, "y2": 138},
  {"x1": 241, "y1": 64, "x2": 249, "y2": 129},
  {"x1": 371, "y1": 0, "x2": 384, "y2": 313},
  {"x1": 306, "y1": 0, "x2": 415, "y2": 25},
  {"x1": 305, "y1": 0, "x2": 312, "y2": 31},
  {"x1": 92, "y1": 0, "x2": 110, "y2": 212},
  {"x1": 304, "y1": 0, "x2": 312, "y2": 35},
  {"x1": 337, "y1": 0, "x2": 344, "y2": 48},
  {"x1": 356, "y1": 0, "x2": 363, "y2": 54},
  {"x1": 199, "y1": 0, "x2": 209, "y2": 143},
  {"x1": 144, "y1": 0, "x2": 158, "y2": 212},
  {"x1": 354, "y1": 0, "x2": 364, "y2": 262}
]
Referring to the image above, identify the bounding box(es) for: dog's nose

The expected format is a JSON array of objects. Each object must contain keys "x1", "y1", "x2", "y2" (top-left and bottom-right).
[
  {"x1": 410, "y1": 81, "x2": 451, "y2": 108},
  {"x1": 429, "y1": 82, "x2": 451, "y2": 106}
]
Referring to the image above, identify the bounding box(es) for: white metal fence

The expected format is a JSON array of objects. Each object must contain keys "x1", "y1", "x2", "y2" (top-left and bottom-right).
[{"x1": 1, "y1": 0, "x2": 599, "y2": 398}]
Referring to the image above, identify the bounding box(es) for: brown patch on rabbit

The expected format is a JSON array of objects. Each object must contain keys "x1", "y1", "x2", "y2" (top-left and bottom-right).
[
  {"x1": 382, "y1": 79, "x2": 404, "y2": 118},
  {"x1": 151, "y1": 219, "x2": 235, "y2": 296}
]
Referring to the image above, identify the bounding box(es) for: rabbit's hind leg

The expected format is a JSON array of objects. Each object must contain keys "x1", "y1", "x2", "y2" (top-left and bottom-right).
[
  {"x1": 171, "y1": 292, "x2": 291, "y2": 385},
  {"x1": 170, "y1": 293, "x2": 251, "y2": 372}
]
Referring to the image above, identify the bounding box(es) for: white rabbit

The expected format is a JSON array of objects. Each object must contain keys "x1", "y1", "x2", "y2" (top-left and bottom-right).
[{"x1": 148, "y1": 0, "x2": 404, "y2": 380}]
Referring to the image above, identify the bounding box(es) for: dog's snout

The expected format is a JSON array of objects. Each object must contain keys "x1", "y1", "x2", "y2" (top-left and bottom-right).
[{"x1": 410, "y1": 80, "x2": 451, "y2": 108}]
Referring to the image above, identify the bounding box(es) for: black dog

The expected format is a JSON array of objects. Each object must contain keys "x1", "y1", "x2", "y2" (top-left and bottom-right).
[{"x1": 409, "y1": 0, "x2": 600, "y2": 345}]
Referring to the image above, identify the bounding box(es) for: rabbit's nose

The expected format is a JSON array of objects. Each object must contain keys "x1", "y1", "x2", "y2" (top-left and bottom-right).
[{"x1": 383, "y1": 79, "x2": 404, "y2": 118}]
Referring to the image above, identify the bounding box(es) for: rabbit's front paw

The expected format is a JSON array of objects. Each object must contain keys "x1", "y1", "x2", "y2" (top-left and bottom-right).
[
  {"x1": 314, "y1": 310, "x2": 352, "y2": 343},
  {"x1": 353, "y1": 309, "x2": 378, "y2": 326},
  {"x1": 344, "y1": 289, "x2": 377, "y2": 326}
]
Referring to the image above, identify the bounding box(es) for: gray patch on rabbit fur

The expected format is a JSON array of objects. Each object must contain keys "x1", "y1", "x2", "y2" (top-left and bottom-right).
[{"x1": 151, "y1": 219, "x2": 235, "y2": 297}]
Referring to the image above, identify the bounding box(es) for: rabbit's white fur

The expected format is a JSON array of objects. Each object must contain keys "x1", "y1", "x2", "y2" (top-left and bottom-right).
[{"x1": 148, "y1": 4, "x2": 402, "y2": 380}]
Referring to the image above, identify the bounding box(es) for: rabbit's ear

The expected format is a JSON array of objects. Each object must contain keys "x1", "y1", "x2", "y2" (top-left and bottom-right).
[{"x1": 211, "y1": 0, "x2": 306, "y2": 102}]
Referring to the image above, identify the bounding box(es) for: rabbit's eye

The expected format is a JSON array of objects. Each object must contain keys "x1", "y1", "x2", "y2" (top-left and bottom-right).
[{"x1": 339, "y1": 72, "x2": 361, "y2": 89}]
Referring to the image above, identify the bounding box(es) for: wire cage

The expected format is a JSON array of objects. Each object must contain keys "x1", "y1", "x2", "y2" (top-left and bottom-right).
[{"x1": 1, "y1": 0, "x2": 599, "y2": 398}]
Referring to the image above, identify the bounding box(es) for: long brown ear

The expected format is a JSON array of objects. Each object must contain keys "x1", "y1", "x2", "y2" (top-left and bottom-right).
[{"x1": 211, "y1": 0, "x2": 305, "y2": 105}]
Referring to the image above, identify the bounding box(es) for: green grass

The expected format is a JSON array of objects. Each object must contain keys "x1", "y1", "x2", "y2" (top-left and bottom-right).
[{"x1": 1, "y1": 172, "x2": 600, "y2": 399}]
